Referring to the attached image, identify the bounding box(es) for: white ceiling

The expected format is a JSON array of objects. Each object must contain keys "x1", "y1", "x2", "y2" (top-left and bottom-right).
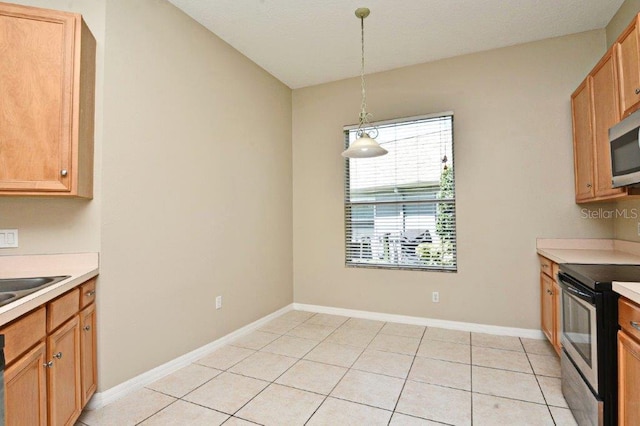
[{"x1": 167, "y1": 0, "x2": 624, "y2": 89}]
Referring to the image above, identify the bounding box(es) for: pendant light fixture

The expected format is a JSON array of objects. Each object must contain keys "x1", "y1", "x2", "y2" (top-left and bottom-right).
[{"x1": 342, "y1": 7, "x2": 388, "y2": 159}]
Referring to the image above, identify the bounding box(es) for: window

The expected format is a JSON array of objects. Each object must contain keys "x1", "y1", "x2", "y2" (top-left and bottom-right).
[{"x1": 344, "y1": 113, "x2": 457, "y2": 271}]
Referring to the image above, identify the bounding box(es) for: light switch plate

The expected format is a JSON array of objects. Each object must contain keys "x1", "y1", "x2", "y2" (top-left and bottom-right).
[{"x1": 0, "y1": 229, "x2": 18, "y2": 248}]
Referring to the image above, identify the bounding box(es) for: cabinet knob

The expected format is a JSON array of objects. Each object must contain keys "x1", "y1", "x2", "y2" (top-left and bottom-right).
[
  {"x1": 83, "y1": 325, "x2": 91, "y2": 331},
  {"x1": 635, "y1": 88, "x2": 640, "y2": 95},
  {"x1": 86, "y1": 290, "x2": 96, "y2": 297},
  {"x1": 631, "y1": 321, "x2": 640, "y2": 331},
  {"x1": 60, "y1": 169, "x2": 68, "y2": 177},
  {"x1": 547, "y1": 289, "x2": 553, "y2": 295},
  {"x1": 53, "y1": 352, "x2": 62, "y2": 359},
  {"x1": 586, "y1": 183, "x2": 592, "y2": 188},
  {"x1": 43, "y1": 361, "x2": 53, "y2": 368}
]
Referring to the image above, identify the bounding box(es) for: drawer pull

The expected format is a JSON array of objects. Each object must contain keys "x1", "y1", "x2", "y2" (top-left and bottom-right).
[
  {"x1": 53, "y1": 352, "x2": 62, "y2": 359},
  {"x1": 86, "y1": 290, "x2": 96, "y2": 297},
  {"x1": 83, "y1": 325, "x2": 91, "y2": 331},
  {"x1": 43, "y1": 361, "x2": 53, "y2": 368},
  {"x1": 547, "y1": 289, "x2": 553, "y2": 295},
  {"x1": 635, "y1": 88, "x2": 640, "y2": 95},
  {"x1": 631, "y1": 321, "x2": 640, "y2": 332},
  {"x1": 541, "y1": 264, "x2": 548, "y2": 269}
]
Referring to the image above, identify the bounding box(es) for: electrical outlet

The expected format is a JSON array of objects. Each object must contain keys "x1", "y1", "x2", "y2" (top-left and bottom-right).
[
  {"x1": 215, "y1": 295, "x2": 222, "y2": 310},
  {"x1": 0, "y1": 229, "x2": 18, "y2": 248},
  {"x1": 432, "y1": 291, "x2": 439, "y2": 303}
]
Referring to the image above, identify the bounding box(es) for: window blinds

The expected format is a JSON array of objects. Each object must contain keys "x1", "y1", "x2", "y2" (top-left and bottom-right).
[{"x1": 344, "y1": 114, "x2": 457, "y2": 271}]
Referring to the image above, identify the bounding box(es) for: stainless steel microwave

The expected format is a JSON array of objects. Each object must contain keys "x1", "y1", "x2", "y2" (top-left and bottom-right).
[{"x1": 610, "y1": 109, "x2": 640, "y2": 187}]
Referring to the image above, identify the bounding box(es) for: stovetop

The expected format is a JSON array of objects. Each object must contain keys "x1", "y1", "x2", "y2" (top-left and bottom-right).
[{"x1": 559, "y1": 263, "x2": 640, "y2": 291}]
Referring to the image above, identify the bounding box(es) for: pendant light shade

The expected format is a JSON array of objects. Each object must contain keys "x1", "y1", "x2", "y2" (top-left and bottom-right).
[
  {"x1": 341, "y1": 7, "x2": 387, "y2": 159},
  {"x1": 342, "y1": 132, "x2": 388, "y2": 158}
]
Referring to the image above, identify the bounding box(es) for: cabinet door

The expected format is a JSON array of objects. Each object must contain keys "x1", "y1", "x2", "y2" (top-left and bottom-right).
[
  {"x1": 80, "y1": 303, "x2": 97, "y2": 405},
  {"x1": 0, "y1": 3, "x2": 95, "y2": 198},
  {"x1": 617, "y1": 18, "x2": 640, "y2": 118},
  {"x1": 592, "y1": 50, "x2": 626, "y2": 198},
  {"x1": 4, "y1": 342, "x2": 47, "y2": 426},
  {"x1": 0, "y1": 6, "x2": 76, "y2": 193},
  {"x1": 571, "y1": 79, "x2": 595, "y2": 202},
  {"x1": 552, "y1": 280, "x2": 562, "y2": 355},
  {"x1": 47, "y1": 316, "x2": 81, "y2": 426},
  {"x1": 541, "y1": 273, "x2": 554, "y2": 345},
  {"x1": 618, "y1": 331, "x2": 640, "y2": 425}
]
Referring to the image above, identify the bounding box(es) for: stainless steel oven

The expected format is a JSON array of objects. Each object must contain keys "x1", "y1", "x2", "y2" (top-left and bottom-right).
[
  {"x1": 556, "y1": 264, "x2": 638, "y2": 426},
  {"x1": 561, "y1": 280, "x2": 598, "y2": 392}
]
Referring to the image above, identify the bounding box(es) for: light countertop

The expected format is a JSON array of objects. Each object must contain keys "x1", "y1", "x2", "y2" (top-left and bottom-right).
[
  {"x1": 537, "y1": 239, "x2": 640, "y2": 303},
  {"x1": 536, "y1": 248, "x2": 640, "y2": 265},
  {"x1": 613, "y1": 282, "x2": 640, "y2": 305},
  {"x1": 537, "y1": 238, "x2": 640, "y2": 265},
  {"x1": 0, "y1": 253, "x2": 99, "y2": 326}
]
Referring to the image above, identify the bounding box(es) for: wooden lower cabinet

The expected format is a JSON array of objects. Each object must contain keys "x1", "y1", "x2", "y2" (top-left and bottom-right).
[
  {"x1": 80, "y1": 303, "x2": 97, "y2": 405},
  {"x1": 619, "y1": 296, "x2": 640, "y2": 425},
  {"x1": 47, "y1": 316, "x2": 82, "y2": 426},
  {"x1": 539, "y1": 255, "x2": 561, "y2": 355},
  {"x1": 618, "y1": 330, "x2": 640, "y2": 425},
  {"x1": 2, "y1": 279, "x2": 97, "y2": 425},
  {"x1": 540, "y1": 272, "x2": 555, "y2": 343},
  {"x1": 4, "y1": 342, "x2": 47, "y2": 426}
]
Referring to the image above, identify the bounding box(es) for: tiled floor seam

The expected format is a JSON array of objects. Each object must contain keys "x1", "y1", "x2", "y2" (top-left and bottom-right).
[
  {"x1": 520, "y1": 337, "x2": 559, "y2": 426},
  {"x1": 469, "y1": 336, "x2": 474, "y2": 426},
  {"x1": 303, "y1": 315, "x2": 388, "y2": 425},
  {"x1": 388, "y1": 325, "x2": 426, "y2": 426},
  {"x1": 132, "y1": 395, "x2": 180, "y2": 426}
]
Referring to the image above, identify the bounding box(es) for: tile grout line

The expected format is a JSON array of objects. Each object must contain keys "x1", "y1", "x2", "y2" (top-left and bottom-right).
[
  {"x1": 132, "y1": 395, "x2": 181, "y2": 426},
  {"x1": 304, "y1": 315, "x2": 389, "y2": 425},
  {"x1": 470, "y1": 333, "x2": 474, "y2": 426},
  {"x1": 520, "y1": 337, "x2": 558, "y2": 426},
  {"x1": 388, "y1": 325, "x2": 428, "y2": 425}
]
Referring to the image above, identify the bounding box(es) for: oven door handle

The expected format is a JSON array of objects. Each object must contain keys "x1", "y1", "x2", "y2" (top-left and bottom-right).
[
  {"x1": 557, "y1": 273, "x2": 596, "y2": 304},
  {"x1": 564, "y1": 284, "x2": 594, "y2": 303}
]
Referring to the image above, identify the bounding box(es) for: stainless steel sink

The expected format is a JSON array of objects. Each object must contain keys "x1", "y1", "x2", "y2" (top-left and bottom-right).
[{"x1": 0, "y1": 276, "x2": 70, "y2": 307}]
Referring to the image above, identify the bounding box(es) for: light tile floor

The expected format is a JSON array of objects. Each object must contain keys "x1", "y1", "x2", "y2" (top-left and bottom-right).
[{"x1": 77, "y1": 310, "x2": 577, "y2": 426}]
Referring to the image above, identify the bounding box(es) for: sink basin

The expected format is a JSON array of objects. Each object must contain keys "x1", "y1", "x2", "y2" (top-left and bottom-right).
[
  {"x1": 0, "y1": 293, "x2": 16, "y2": 305},
  {"x1": 0, "y1": 276, "x2": 70, "y2": 307},
  {"x1": 0, "y1": 277, "x2": 63, "y2": 292}
]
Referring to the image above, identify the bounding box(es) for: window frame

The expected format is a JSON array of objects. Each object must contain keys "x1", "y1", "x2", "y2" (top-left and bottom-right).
[{"x1": 343, "y1": 112, "x2": 457, "y2": 272}]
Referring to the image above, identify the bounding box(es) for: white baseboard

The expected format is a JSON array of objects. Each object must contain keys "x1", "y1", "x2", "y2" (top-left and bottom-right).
[
  {"x1": 293, "y1": 303, "x2": 545, "y2": 340},
  {"x1": 87, "y1": 302, "x2": 544, "y2": 410},
  {"x1": 85, "y1": 303, "x2": 294, "y2": 410}
]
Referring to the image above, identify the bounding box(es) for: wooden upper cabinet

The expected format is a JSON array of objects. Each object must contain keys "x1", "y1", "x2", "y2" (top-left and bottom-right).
[
  {"x1": 572, "y1": 79, "x2": 595, "y2": 202},
  {"x1": 0, "y1": 2, "x2": 95, "y2": 198},
  {"x1": 617, "y1": 16, "x2": 640, "y2": 119},
  {"x1": 592, "y1": 49, "x2": 627, "y2": 199}
]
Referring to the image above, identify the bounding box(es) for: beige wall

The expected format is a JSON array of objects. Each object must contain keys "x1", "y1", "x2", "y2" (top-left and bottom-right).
[
  {"x1": 607, "y1": 0, "x2": 640, "y2": 46},
  {"x1": 0, "y1": 0, "x2": 105, "y2": 254},
  {"x1": 292, "y1": 30, "x2": 611, "y2": 329},
  {"x1": 98, "y1": 0, "x2": 292, "y2": 389},
  {"x1": 0, "y1": 0, "x2": 293, "y2": 392}
]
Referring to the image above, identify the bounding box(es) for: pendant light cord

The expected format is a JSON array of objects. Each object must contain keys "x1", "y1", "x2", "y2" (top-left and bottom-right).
[{"x1": 359, "y1": 15, "x2": 369, "y2": 130}]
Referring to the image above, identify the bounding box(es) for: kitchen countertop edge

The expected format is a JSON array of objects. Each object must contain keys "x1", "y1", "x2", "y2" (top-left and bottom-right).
[
  {"x1": 0, "y1": 253, "x2": 99, "y2": 327},
  {"x1": 613, "y1": 282, "x2": 640, "y2": 305}
]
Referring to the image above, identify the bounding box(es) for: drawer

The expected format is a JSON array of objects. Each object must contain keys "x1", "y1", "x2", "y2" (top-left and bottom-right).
[
  {"x1": 0, "y1": 306, "x2": 46, "y2": 365},
  {"x1": 47, "y1": 288, "x2": 80, "y2": 332},
  {"x1": 619, "y1": 297, "x2": 640, "y2": 341},
  {"x1": 80, "y1": 278, "x2": 96, "y2": 308},
  {"x1": 539, "y1": 255, "x2": 553, "y2": 277}
]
